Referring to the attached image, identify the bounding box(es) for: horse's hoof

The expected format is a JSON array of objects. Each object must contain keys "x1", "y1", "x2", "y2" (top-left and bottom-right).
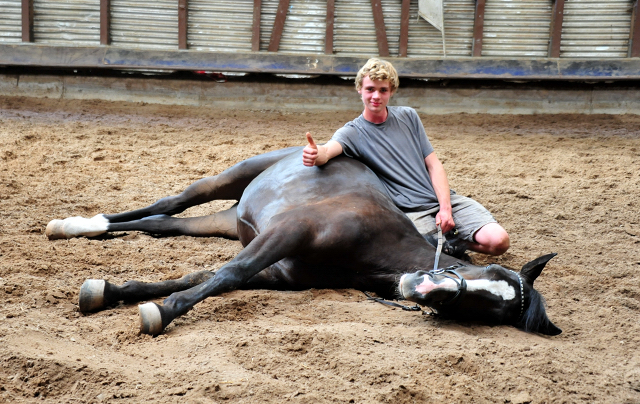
[
  {"x1": 45, "y1": 219, "x2": 66, "y2": 240},
  {"x1": 139, "y1": 303, "x2": 164, "y2": 336},
  {"x1": 78, "y1": 279, "x2": 106, "y2": 313}
]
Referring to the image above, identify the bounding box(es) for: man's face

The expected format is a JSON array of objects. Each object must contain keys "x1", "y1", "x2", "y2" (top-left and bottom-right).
[{"x1": 358, "y1": 75, "x2": 393, "y2": 117}]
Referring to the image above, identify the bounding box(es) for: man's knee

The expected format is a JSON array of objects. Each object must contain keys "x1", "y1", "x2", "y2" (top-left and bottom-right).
[
  {"x1": 475, "y1": 223, "x2": 510, "y2": 256},
  {"x1": 490, "y1": 232, "x2": 510, "y2": 256}
]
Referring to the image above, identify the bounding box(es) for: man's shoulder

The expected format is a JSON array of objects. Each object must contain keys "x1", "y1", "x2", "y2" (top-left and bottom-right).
[
  {"x1": 337, "y1": 119, "x2": 360, "y2": 133},
  {"x1": 389, "y1": 106, "x2": 418, "y2": 118},
  {"x1": 333, "y1": 118, "x2": 361, "y2": 142},
  {"x1": 337, "y1": 114, "x2": 368, "y2": 133}
]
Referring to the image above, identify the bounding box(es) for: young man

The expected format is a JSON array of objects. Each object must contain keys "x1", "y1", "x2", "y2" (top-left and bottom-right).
[{"x1": 302, "y1": 58, "x2": 509, "y2": 256}]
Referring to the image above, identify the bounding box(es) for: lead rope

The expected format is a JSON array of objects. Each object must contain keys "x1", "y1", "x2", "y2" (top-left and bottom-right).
[
  {"x1": 362, "y1": 291, "x2": 423, "y2": 312},
  {"x1": 433, "y1": 224, "x2": 443, "y2": 271}
]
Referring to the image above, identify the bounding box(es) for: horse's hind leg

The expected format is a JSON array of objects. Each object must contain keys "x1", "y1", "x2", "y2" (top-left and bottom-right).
[
  {"x1": 46, "y1": 147, "x2": 301, "y2": 239},
  {"x1": 103, "y1": 175, "x2": 229, "y2": 224},
  {"x1": 45, "y1": 177, "x2": 236, "y2": 240},
  {"x1": 105, "y1": 147, "x2": 301, "y2": 223},
  {"x1": 107, "y1": 204, "x2": 239, "y2": 239},
  {"x1": 79, "y1": 270, "x2": 215, "y2": 313}
]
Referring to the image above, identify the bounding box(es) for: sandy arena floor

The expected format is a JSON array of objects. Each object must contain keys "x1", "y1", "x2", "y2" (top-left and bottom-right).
[{"x1": 0, "y1": 96, "x2": 639, "y2": 403}]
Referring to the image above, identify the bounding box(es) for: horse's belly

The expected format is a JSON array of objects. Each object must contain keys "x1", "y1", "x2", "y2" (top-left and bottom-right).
[{"x1": 260, "y1": 258, "x2": 351, "y2": 290}]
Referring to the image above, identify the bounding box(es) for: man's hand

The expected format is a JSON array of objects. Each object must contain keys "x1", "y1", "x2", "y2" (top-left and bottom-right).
[
  {"x1": 302, "y1": 132, "x2": 318, "y2": 166},
  {"x1": 302, "y1": 134, "x2": 343, "y2": 167},
  {"x1": 435, "y1": 210, "x2": 455, "y2": 234}
]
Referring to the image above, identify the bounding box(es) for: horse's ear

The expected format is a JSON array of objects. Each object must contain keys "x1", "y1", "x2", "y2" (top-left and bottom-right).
[
  {"x1": 520, "y1": 253, "x2": 557, "y2": 285},
  {"x1": 534, "y1": 318, "x2": 562, "y2": 336}
]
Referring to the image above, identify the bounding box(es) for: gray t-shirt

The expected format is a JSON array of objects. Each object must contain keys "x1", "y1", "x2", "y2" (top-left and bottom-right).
[{"x1": 332, "y1": 106, "x2": 448, "y2": 212}]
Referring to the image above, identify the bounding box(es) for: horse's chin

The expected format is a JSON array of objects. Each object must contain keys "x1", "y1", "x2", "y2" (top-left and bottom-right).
[{"x1": 404, "y1": 290, "x2": 454, "y2": 307}]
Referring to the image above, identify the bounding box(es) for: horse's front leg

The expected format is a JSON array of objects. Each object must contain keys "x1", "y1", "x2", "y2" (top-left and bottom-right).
[
  {"x1": 79, "y1": 270, "x2": 215, "y2": 313},
  {"x1": 139, "y1": 218, "x2": 310, "y2": 335}
]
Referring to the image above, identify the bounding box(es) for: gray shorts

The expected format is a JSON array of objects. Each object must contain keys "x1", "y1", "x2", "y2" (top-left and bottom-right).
[{"x1": 404, "y1": 194, "x2": 496, "y2": 243}]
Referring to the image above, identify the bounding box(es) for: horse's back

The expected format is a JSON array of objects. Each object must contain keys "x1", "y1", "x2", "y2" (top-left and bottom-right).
[{"x1": 236, "y1": 152, "x2": 397, "y2": 244}]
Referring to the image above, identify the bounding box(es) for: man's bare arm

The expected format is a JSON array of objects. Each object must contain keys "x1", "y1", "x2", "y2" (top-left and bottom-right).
[{"x1": 425, "y1": 152, "x2": 455, "y2": 233}]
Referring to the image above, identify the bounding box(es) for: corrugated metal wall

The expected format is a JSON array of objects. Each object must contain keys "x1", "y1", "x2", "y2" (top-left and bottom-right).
[
  {"x1": 259, "y1": 0, "x2": 329, "y2": 55},
  {"x1": 0, "y1": 0, "x2": 637, "y2": 60},
  {"x1": 188, "y1": 0, "x2": 253, "y2": 52},
  {"x1": 279, "y1": 0, "x2": 326, "y2": 54},
  {"x1": 482, "y1": 0, "x2": 552, "y2": 57},
  {"x1": 259, "y1": 0, "x2": 277, "y2": 51},
  {"x1": 331, "y1": 0, "x2": 407, "y2": 57},
  {"x1": 334, "y1": 0, "x2": 379, "y2": 56},
  {"x1": 262, "y1": 0, "x2": 408, "y2": 56},
  {"x1": 32, "y1": 0, "x2": 100, "y2": 45},
  {"x1": 0, "y1": 0, "x2": 22, "y2": 43},
  {"x1": 408, "y1": 1, "x2": 445, "y2": 57},
  {"x1": 110, "y1": 0, "x2": 178, "y2": 50},
  {"x1": 561, "y1": 0, "x2": 632, "y2": 58},
  {"x1": 381, "y1": 0, "x2": 402, "y2": 57},
  {"x1": 408, "y1": 0, "x2": 475, "y2": 57}
]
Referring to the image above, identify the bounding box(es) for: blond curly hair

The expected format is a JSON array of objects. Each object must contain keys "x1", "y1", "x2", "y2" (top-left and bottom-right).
[{"x1": 355, "y1": 58, "x2": 399, "y2": 93}]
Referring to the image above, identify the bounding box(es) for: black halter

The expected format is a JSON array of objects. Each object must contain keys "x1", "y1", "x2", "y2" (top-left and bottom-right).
[
  {"x1": 364, "y1": 264, "x2": 469, "y2": 314},
  {"x1": 428, "y1": 266, "x2": 468, "y2": 309},
  {"x1": 366, "y1": 264, "x2": 525, "y2": 323},
  {"x1": 509, "y1": 269, "x2": 525, "y2": 321}
]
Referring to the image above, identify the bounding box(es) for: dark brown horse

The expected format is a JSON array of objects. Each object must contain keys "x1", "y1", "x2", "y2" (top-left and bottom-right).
[{"x1": 47, "y1": 147, "x2": 561, "y2": 336}]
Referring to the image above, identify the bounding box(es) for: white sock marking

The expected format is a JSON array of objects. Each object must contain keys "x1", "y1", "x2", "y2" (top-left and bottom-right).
[{"x1": 62, "y1": 214, "x2": 109, "y2": 238}]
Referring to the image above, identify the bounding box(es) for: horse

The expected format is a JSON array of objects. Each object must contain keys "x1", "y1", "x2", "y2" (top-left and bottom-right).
[{"x1": 46, "y1": 147, "x2": 561, "y2": 336}]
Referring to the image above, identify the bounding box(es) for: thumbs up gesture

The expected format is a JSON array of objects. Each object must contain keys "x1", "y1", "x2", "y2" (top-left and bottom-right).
[{"x1": 302, "y1": 132, "x2": 319, "y2": 166}]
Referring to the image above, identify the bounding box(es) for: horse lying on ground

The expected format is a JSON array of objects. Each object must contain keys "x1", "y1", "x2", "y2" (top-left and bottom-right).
[{"x1": 46, "y1": 147, "x2": 561, "y2": 336}]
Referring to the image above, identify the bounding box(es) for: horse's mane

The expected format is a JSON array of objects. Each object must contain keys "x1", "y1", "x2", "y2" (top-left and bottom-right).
[{"x1": 518, "y1": 288, "x2": 551, "y2": 333}]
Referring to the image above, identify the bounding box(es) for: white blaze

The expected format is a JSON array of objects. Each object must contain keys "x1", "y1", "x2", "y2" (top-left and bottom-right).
[{"x1": 467, "y1": 279, "x2": 516, "y2": 300}]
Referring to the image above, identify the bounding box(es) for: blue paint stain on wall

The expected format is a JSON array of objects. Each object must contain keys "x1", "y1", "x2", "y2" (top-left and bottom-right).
[{"x1": 3, "y1": 44, "x2": 637, "y2": 79}]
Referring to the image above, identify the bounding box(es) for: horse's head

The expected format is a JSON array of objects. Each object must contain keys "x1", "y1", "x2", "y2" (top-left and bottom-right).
[{"x1": 398, "y1": 253, "x2": 561, "y2": 336}]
